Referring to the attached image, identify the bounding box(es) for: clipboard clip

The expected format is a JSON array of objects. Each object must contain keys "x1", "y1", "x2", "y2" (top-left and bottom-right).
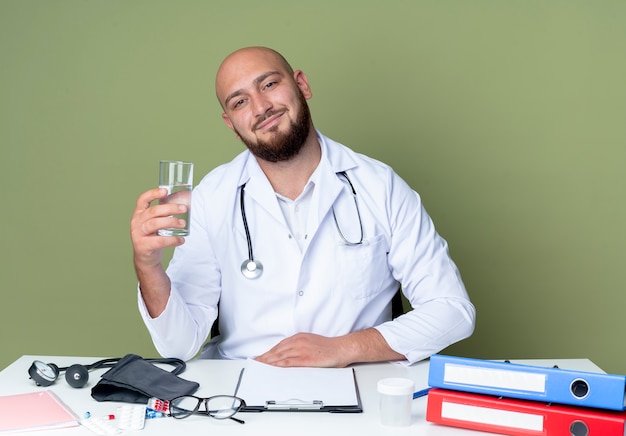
[{"x1": 266, "y1": 399, "x2": 324, "y2": 410}]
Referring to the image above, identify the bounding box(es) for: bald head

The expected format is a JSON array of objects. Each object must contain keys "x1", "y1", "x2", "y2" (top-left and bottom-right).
[{"x1": 215, "y1": 47, "x2": 295, "y2": 109}]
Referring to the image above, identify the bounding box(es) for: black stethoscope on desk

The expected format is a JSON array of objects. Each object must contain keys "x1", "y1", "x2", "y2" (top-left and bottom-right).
[{"x1": 240, "y1": 171, "x2": 363, "y2": 279}]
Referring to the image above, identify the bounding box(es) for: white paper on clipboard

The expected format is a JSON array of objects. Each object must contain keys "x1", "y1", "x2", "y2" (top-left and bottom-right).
[{"x1": 234, "y1": 359, "x2": 361, "y2": 411}]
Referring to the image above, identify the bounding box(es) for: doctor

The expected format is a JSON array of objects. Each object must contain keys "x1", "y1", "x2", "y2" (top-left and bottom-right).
[{"x1": 130, "y1": 46, "x2": 475, "y2": 367}]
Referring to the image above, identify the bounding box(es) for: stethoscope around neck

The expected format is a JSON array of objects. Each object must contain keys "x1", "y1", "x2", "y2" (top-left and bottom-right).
[
  {"x1": 239, "y1": 171, "x2": 363, "y2": 279},
  {"x1": 240, "y1": 181, "x2": 264, "y2": 279}
]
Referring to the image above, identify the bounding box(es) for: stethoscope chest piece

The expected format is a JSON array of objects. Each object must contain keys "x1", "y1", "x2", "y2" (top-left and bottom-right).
[{"x1": 241, "y1": 259, "x2": 263, "y2": 279}]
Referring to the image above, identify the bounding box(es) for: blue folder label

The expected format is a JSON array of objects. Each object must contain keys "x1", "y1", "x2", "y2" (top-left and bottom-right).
[{"x1": 444, "y1": 363, "x2": 547, "y2": 393}]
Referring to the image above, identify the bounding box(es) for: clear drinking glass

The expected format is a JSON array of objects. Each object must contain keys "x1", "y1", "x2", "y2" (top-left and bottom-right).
[{"x1": 157, "y1": 160, "x2": 193, "y2": 236}]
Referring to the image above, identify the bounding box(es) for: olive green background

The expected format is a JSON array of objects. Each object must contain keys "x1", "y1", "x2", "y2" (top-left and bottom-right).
[{"x1": 1, "y1": 1, "x2": 625, "y2": 374}]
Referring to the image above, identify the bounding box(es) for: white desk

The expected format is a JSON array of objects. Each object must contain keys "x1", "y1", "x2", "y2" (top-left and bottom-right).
[{"x1": 0, "y1": 355, "x2": 604, "y2": 436}]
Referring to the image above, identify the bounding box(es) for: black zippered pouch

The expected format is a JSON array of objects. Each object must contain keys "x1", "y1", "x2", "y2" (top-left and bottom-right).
[{"x1": 91, "y1": 354, "x2": 199, "y2": 404}]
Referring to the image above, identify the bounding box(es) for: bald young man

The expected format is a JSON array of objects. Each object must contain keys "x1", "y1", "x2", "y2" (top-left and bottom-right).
[{"x1": 131, "y1": 47, "x2": 475, "y2": 367}]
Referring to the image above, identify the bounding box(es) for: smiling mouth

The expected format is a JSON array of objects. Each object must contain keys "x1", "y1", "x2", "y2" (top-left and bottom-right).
[{"x1": 254, "y1": 110, "x2": 285, "y2": 131}]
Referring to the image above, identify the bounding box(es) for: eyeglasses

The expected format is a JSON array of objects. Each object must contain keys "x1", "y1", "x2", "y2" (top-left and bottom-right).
[{"x1": 168, "y1": 395, "x2": 247, "y2": 424}]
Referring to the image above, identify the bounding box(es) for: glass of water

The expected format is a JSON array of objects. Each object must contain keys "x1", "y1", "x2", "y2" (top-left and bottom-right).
[{"x1": 158, "y1": 160, "x2": 193, "y2": 236}]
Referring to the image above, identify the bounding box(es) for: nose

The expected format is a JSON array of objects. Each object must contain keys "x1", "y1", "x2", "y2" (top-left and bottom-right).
[{"x1": 250, "y1": 93, "x2": 272, "y2": 118}]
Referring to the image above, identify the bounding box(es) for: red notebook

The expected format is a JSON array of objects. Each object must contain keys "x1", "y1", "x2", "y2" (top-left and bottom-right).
[
  {"x1": 0, "y1": 390, "x2": 79, "y2": 433},
  {"x1": 426, "y1": 388, "x2": 626, "y2": 436}
]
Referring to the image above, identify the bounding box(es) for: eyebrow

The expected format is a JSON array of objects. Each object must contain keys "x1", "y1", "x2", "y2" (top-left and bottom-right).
[{"x1": 223, "y1": 70, "x2": 282, "y2": 108}]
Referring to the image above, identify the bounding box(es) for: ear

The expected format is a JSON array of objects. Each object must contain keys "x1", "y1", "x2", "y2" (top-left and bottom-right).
[
  {"x1": 221, "y1": 113, "x2": 241, "y2": 139},
  {"x1": 222, "y1": 112, "x2": 234, "y2": 129},
  {"x1": 293, "y1": 70, "x2": 313, "y2": 99}
]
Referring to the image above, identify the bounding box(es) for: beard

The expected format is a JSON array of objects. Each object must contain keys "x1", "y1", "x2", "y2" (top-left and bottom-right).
[{"x1": 236, "y1": 92, "x2": 312, "y2": 163}]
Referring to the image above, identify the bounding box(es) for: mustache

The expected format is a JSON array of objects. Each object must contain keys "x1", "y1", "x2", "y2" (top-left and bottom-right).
[{"x1": 252, "y1": 109, "x2": 285, "y2": 131}]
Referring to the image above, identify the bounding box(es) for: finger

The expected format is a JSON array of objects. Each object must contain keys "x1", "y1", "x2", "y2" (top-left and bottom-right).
[
  {"x1": 139, "y1": 216, "x2": 187, "y2": 237},
  {"x1": 255, "y1": 340, "x2": 307, "y2": 367},
  {"x1": 131, "y1": 203, "x2": 188, "y2": 239},
  {"x1": 135, "y1": 188, "x2": 168, "y2": 212},
  {"x1": 131, "y1": 189, "x2": 167, "y2": 227},
  {"x1": 255, "y1": 342, "x2": 288, "y2": 365},
  {"x1": 255, "y1": 353, "x2": 297, "y2": 367}
]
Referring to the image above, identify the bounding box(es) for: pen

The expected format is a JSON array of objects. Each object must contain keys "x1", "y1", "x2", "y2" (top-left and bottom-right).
[{"x1": 413, "y1": 387, "x2": 431, "y2": 399}]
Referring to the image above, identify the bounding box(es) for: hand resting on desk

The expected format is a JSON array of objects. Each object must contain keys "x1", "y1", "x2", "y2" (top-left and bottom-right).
[{"x1": 255, "y1": 329, "x2": 405, "y2": 368}]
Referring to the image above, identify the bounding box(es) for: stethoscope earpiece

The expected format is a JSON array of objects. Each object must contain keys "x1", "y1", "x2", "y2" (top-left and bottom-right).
[{"x1": 241, "y1": 259, "x2": 263, "y2": 279}]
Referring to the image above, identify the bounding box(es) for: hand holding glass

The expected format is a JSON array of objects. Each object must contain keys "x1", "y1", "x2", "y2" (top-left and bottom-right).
[{"x1": 158, "y1": 160, "x2": 193, "y2": 237}]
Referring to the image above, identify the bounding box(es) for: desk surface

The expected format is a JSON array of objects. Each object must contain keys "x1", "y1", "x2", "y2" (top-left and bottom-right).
[{"x1": 0, "y1": 355, "x2": 604, "y2": 436}]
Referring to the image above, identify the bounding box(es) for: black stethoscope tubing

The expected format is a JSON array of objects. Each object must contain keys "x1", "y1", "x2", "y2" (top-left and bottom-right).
[
  {"x1": 332, "y1": 171, "x2": 364, "y2": 246},
  {"x1": 240, "y1": 181, "x2": 264, "y2": 279},
  {"x1": 239, "y1": 171, "x2": 362, "y2": 279}
]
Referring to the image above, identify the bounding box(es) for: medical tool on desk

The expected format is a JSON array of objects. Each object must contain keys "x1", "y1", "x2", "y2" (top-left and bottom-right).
[
  {"x1": 239, "y1": 171, "x2": 363, "y2": 279},
  {"x1": 28, "y1": 358, "x2": 121, "y2": 388},
  {"x1": 28, "y1": 356, "x2": 186, "y2": 389}
]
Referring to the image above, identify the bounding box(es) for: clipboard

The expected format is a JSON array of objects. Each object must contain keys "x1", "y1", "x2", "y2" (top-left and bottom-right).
[{"x1": 234, "y1": 360, "x2": 363, "y2": 413}]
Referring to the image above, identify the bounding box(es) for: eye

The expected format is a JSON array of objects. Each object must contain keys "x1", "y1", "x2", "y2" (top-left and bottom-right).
[
  {"x1": 264, "y1": 81, "x2": 277, "y2": 90},
  {"x1": 232, "y1": 98, "x2": 246, "y2": 109}
]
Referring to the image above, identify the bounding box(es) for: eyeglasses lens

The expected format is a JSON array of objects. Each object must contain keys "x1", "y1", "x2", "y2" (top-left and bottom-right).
[
  {"x1": 207, "y1": 396, "x2": 243, "y2": 419},
  {"x1": 170, "y1": 396, "x2": 199, "y2": 418}
]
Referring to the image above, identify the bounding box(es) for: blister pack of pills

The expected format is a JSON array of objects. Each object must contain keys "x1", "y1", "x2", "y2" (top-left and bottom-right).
[
  {"x1": 80, "y1": 416, "x2": 121, "y2": 436},
  {"x1": 116, "y1": 405, "x2": 147, "y2": 430},
  {"x1": 147, "y1": 397, "x2": 170, "y2": 413}
]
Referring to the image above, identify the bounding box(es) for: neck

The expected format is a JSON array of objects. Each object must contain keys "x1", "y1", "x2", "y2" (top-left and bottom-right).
[{"x1": 256, "y1": 128, "x2": 321, "y2": 200}]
